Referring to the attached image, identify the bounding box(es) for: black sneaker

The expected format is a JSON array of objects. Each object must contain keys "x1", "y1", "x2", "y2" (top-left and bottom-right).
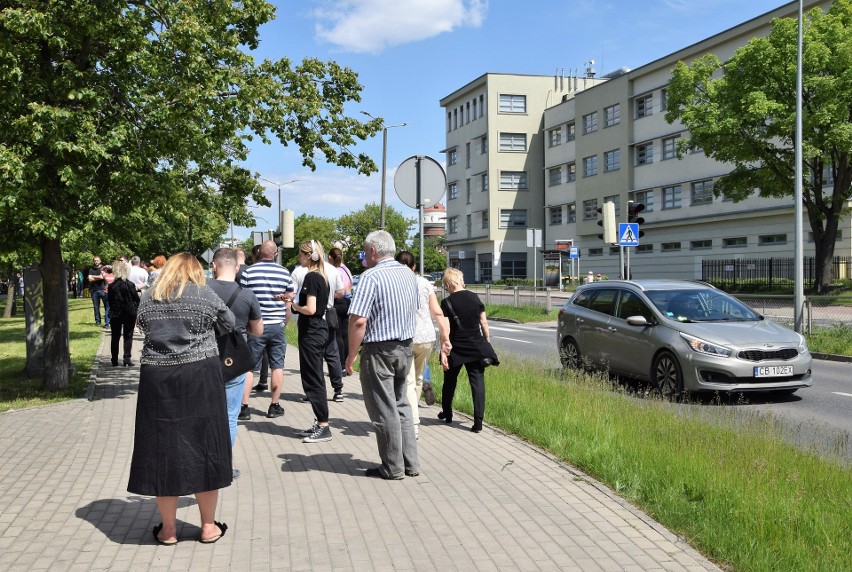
[
  {"x1": 332, "y1": 391, "x2": 344, "y2": 402},
  {"x1": 422, "y1": 382, "x2": 436, "y2": 406},
  {"x1": 267, "y1": 402, "x2": 285, "y2": 418},
  {"x1": 252, "y1": 382, "x2": 268, "y2": 392},
  {"x1": 238, "y1": 404, "x2": 250, "y2": 421},
  {"x1": 297, "y1": 420, "x2": 320, "y2": 437},
  {"x1": 302, "y1": 424, "x2": 332, "y2": 443}
]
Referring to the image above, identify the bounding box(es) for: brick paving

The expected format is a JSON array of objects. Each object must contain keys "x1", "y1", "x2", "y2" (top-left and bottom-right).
[{"x1": 0, "y1": 330, "x2": 720, "y2": 571}]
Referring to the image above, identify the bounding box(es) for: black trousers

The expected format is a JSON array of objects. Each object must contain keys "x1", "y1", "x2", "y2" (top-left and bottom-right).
[
  {"x1": 110, "y1": 315, "x2": 136, "y2": 362},
  {"x1": 324, "y1": 319, "x2": 343, "y2": 391},
  {"x1": 333, "y1": 298, "x2": 351, "y2": 370},
  {"x1": 441, "y1": 361, "x2": 486, "y2": 422},
  {"x1": 299, "y1": 324, "x2": 329, "y2": 423}
]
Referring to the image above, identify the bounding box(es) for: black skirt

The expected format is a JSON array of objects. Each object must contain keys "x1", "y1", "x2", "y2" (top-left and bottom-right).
[{"x1": 127, "y1": 356, "x2": 232, "y2": 496}]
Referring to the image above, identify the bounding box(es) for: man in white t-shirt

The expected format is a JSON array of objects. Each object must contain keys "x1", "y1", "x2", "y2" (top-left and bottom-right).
[
  {"x1": 128, "y1": 256, "x2": 149, "y2": 292},
  {"x1": 291, "y1": 257, "x2": 345, "y2": 401}
]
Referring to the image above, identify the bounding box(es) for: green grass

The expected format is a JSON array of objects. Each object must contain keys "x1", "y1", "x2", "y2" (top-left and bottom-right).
[
  {"x1": 0, "y1": 297, "x2": 100, "y2": 412},
  {"x1": 431, "y1": 354, "x2": 851, "y2": 572},
  {"x1": 806, "y1": 324, "x2": 852, "y2": 355},
  {"x1": 484, "y1": 303, "x2": 557, "y2": 322}
]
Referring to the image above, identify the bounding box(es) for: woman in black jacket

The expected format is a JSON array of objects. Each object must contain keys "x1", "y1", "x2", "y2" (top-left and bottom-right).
[{"x1": 107, "y1": 261, "x2": 140, "y2": 367}]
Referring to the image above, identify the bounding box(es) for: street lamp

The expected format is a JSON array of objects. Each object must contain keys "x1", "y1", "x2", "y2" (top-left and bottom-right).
[
  {"x1": 361, "y1": 111, "x2": 408, "y2": 229},
  {"x1": 259, "y1": 177, "x2": 297, "y2": 263}
]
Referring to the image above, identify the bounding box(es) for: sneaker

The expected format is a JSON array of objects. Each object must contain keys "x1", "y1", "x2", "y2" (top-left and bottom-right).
[
  {"x1": 297, "y1": 420, "x2": 320, "y2": 437},
  {"x1": 414, "y1": 425, "x2": 419, "y2": 440},
  {"x1": 232, "y1": 468, "x2": 241, "y2": 479},
  {"x1": 267, "y1": 402, "x2": 285, "y2": 418},
  {"x1": 238, "y1": 404, "x2": 250, "y2": 421},
  {"x1": 252, "y1": 382, "x2": 268, "y2": 392},
  {"x1": 422, "y1": 382, "x2": 436, "y2": 406},
  {"x1": 302, "y1": 424, "x2": 332, "y2": 443},
  {"x1": 332, "y1": 391, "x2": 344, "y2": 402}
]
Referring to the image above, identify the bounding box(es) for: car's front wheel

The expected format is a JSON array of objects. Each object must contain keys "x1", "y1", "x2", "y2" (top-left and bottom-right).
[
  {"x1": 652, "y1": 351, "x2": 683, "y2": 401},
  {"x1": 560, "y1": 337, "x2": 581, "y2": 369}
]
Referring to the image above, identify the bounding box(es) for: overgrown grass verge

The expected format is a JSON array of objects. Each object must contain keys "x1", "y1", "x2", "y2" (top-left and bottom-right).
[
  {"x1": 806, "y1": 324, "x2": 852, "y2": 355},
  {"x1": 483, "y1": 304, "x2": 557, "y2": 322},
  {"x1": 430, "y1": 353, "x2": 851, "y2": 571},
  {"x1": 0, "y1": 297, "x2": 101, "y2": 412}
]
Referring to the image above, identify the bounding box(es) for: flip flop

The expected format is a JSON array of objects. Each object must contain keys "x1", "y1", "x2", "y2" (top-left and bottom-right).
[
  {"x1": 198, "y1": 521, "x2": 228, "y2": 544},
  {"x1": 152, "y1": 523, "x2": 177, "y2": 546}
]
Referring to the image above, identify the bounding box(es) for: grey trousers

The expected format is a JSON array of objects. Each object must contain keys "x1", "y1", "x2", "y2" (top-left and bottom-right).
[{"x1": 359, "y1": 340, "x2": 419, "y2": 477}]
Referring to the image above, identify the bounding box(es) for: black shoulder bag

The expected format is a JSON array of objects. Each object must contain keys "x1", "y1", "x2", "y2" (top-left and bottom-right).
[
  {"x1": 445, "y1": 297, "x2": 500, "y2": 368},
  {"x1": 217, "y1": 287, "x2": 256, "y2": 380}
]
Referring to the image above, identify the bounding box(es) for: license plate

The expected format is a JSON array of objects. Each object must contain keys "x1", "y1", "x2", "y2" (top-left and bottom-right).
[{"x1": 754, "y1": 365, "x2": 794, "y2": 378}]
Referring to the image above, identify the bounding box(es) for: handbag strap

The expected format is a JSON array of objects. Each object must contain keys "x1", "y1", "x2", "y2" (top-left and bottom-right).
[
  {"x1": 224, "y1": 286, "x2": 242, "y2": 309},
  {"x1": 444, "y1": 298, "x2": 464, "y2": 330}
]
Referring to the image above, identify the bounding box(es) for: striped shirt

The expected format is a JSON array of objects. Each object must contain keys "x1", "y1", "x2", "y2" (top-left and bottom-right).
[
  {"x1": 349, "y1": 258, "x2": 417, "y2": 343},
  {"x1": 239, "y1": 260, "x2": 294, "y2": 324}
]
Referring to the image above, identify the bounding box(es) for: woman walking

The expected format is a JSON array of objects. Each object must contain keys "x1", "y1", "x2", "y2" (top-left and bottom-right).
[
  {"x1": 438, "y1": 268, "x2": 494, "y2": 433},
  {"x1": 106, "y1": 260, "x2": 140, "y2": 367},
  {"x1": 328, "y1": 247, "x2": 353, "y2": 371},
  {"x1": 127, "y1": 252, "x2": 235, "y2": 545},
  {"x1": 290, "y1": 240, "x2": 332, "y2": 443}
]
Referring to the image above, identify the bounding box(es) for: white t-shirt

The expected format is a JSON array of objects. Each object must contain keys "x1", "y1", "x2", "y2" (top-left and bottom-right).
[
  {"x1": 290, "y1": 261, "x2": 343, "y2": 310},
  {"x1": 413, "y1": 275, "x2": 437, "y2": 344},
  {"x1": 129, "y1": 266, "x2": 149, "y2": 291}
]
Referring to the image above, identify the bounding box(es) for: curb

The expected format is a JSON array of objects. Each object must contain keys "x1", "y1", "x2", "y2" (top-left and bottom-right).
[
  {"x1": 812, "y1": 352, "x2": 852, "y2": 363},
  {"x1": 85, "y1": 331, "x2": 109, "y2": 401}
]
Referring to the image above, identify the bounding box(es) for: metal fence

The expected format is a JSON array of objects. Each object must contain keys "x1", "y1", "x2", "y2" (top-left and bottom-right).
[{"x1": 702, "y1": 257, "x2": 852, "y2": 289}]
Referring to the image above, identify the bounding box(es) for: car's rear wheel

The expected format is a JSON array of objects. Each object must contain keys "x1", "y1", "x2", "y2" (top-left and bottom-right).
[
  {"x1": 560, "y1": 338, "x2": 581, "y2": 369},
  {"x1": 652, "y1": 351, "x2": 683, "y2": 401}
]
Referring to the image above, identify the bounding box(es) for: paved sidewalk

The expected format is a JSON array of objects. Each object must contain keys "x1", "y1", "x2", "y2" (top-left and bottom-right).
[{"x1": 0, "y1": 330, "x2": 720, "y2": 571}]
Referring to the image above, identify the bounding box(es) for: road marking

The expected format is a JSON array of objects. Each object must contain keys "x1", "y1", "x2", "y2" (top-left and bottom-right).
[
  {"x1": 489, "y1": 326, "x2": 524, "y2": 333},
  {"x1": 494, "y1": 336, "x2": 532, "y2": 344},
  {"x1": 832, "y1": 392, "x2": 852, "y2": 398}
]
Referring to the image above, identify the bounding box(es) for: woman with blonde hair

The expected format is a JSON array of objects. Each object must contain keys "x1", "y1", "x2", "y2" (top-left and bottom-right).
[
  {"x1": 290, "y1": 240, "x2": 332, "y2": 443},
  {"x1": 107, "y1": 260, "x2": 140, "y2": 367},
  {"x1": 127, "y1": 252, "x2": 236, "y2": 545}
]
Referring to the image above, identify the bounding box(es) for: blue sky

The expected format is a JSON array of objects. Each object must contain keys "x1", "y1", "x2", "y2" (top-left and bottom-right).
[{"x1": 234, "y1": 0, "x2": 792, "y2": 238}]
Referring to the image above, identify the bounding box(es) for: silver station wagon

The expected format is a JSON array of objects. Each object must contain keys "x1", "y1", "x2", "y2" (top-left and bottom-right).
[{"x1": 557, "y1": 280, "x2": 812, "y2": 397}]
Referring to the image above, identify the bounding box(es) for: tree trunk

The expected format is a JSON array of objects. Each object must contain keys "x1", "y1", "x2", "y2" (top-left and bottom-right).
[{"x1": 40, "y1": 237, "x2": 71, "y2": 390}]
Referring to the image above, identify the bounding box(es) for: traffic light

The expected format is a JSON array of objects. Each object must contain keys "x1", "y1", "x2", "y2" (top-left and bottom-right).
[
  {"x1": 596, "y1": 201, "x2": 616, "y2": 243},
  {"x1": 272, "y1": 230, "x2": 283, "y2": 248},
  {"x1": 627, "y1": 202, "x2": 646, "y2": 239}
]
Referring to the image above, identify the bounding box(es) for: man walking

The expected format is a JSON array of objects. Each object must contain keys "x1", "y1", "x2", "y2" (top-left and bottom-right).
[
  {"x1": 87, "y1": 256, "x2": 110, "y2": 328},
  {"x1": 240, "y1": 240, "x2": 294, "y2": 420},
  {"x1": 345, "y1": 230, "x2": 420, "y2": 480},
  {"x1": 128, "y1": 256, "x2": 149, "y2": 292}
]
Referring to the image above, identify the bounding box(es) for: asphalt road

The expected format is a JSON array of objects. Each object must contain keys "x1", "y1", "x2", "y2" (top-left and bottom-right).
[{"x1": 486, "y1": 319, "x2": 852, "y2": 461}]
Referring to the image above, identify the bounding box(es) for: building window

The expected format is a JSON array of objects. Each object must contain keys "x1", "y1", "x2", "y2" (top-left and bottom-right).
[
  {"x1": 479, "y1": 94, "x2": 484, "y2": 117},
  {"x1": 465, "y1": 101, "x2": 470, "y2": 124},
  {"x1": 588, "y1": 248, "x2": 603, "y2": 257},
  {"x1": 636, "y1": 244, "x2": 653, "y2": 253},
  {"x1": 466, "y1": 179, "x2": 471, "y2": 204},
  {"x1": 448, "y1": 148, "x2": 458, "y2": 166},
  {"x1": 636, "y1": 94, "x2": 653, "y2": 118},
  {"x1": 583, "y1": 155, "x2": 598, "y2": 177},
  {"x1": 479, "y1": 255, "x2": 492, "y2": 283},
  {"x1": 609, "y1": 246, "x2": 621, "y2": 255},
  {"x1": 472, "y1": 98, "x2": 477, "y2": 119},
  {"x1": 481, "y1": 210, "x2": 488, "y2": 229},
  {"x1": 465, "y1": 142, "x2": 471, "y2": 167},
  {"x1": 499, "y1": 171, "x2": 528, "y2": 190},
  {"x1": 448, "y1": 182, "x2": 458, "y2": 200},
  {"x1": 582, "y1": 112, "x2": 598, "y2": 134},
  {"x1": 481, "y1": 173, "x2": 488, "y2": 192},
  {"x1": 567, "y1": 203, "x2": 576, "y2": 223},
  {"x1": 691, "y1": 180, "x2": 714, "y2": 205},
  {"x1": 630, "y1": 190, "x2": 654, "y2": 212},
  {"x1": 759, "y1": 234, "x2": 787, "y2": 245},
  {"x1": 566, "y1": 122, "x2": 576, "y2": 141},
  {"x1": 604, "y1": 194, "x2": 621, "y2": 217},
  {"x1": 447, "y1": 112, "x2": 452, "y2": 132},
  {"x1": 660, "y1": 88, "x2": 668, "y2": 112},
  {"x1": 690, "y1": 240, "x2": 712, "y2": 250},
  {"x1": 480, "y1": 136, "x2": 487, "y2": 154},
  {"x1": 604, "y1": 103, "x2": 620, "y2": 127},
  {"x1": 604, "y1": 149, "x2": 621, "y2": 172},
  {"x1": 661, "y1": 242, "x2": 681, "y2": 252},
  {"x1": 548, "y1": 167, "x2": 562, "y2": 187},
  {"x1": 466, "y1": 214, "x2": 472, "y2": 237},
  {"x1": 548, "y1": 127, "x2": 562, "y2": 147},
  {"x1": 583, "y1": 199, "x2": 598, "y2": 220},
  {"x1": 498, "y1": 94, "x2": 526, "y2": 113},
  {"x1": 662, "y1": 185, "x2": 681, "y2": 209},
  {"x1": 499, "y1": 132, "x2": 527, "y2": 152},
  {"x1": 566, "y1": 162, "x2": 576, "y2": 182},
  {"x1": 449, "y1": 216, "x2": 458, "y2": 234},
  {"x1": 723, "y1": 237, "x2": 747, "y2": 248},
  {"x1": 549, "y1": 206, "x2": 563, "y2": 225},
  {"x1": 453, "y1": 108, "x2": 458, "y2": 130},
  {"x1": 500, "y1": 253, "x2": 527, "y2": 279},
  {"x1": 636, "y1": 142, "x2": 653, "y2": 165},
  {"x1": 499, "y1": 209, "x2": 528, "y2": 228},
  {"x1": 662, "y1": 136, "x2": 678, "y2": 160}
]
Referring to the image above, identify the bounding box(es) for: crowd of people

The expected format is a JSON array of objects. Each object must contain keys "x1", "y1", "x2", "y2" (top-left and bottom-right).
[{"x1": 90, "y1": 230, "x2": 496, "y2": 544}]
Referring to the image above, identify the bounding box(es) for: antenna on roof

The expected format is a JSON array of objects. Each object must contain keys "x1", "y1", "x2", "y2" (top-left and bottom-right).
[{"x1": 584, "y1": 59, "x2": 596, "y2": 78}]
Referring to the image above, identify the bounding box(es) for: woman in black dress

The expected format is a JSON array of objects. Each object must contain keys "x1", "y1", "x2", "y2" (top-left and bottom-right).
[
  {"x1": 290, "y1": 240, "x2": 332, "y2": 443},
  {"x1": 438, "y1": 268, "x2": 492, "y2": 433},
  {"x1": 107, "y1": 261, "x2": 140, "y2": 366},
  {"x1": 127, "y1": 252, "x2": 235, "y2": 545}
]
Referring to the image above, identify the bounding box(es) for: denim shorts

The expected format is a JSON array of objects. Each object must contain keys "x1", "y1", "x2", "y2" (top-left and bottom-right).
[{"x1": 247, "y1": 321, "x2": 287, "y2": 370}]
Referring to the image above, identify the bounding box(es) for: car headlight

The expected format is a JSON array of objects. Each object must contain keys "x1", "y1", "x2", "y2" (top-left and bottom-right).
[
  {"x1": 797, "y1": 333, "x2": 808, "y2": 353},
  {"x1": 680, "y1": 333, "x2": 732, "y2": 358}
]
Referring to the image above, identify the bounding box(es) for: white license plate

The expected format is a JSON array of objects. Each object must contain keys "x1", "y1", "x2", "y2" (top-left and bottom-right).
[{"x1": 754, "y1": 365, "x2": 794, "y2": 378}]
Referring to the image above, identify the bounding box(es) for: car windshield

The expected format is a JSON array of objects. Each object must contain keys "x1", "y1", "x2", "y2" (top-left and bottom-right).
[{"x1": 645, "y1": 289, "x2": 760, "y2": 322}]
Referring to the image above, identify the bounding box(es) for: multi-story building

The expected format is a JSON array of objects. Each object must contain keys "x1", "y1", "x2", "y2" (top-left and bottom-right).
[{"x1": 443, "y1": 0, "x2": 849, "y2": 284}]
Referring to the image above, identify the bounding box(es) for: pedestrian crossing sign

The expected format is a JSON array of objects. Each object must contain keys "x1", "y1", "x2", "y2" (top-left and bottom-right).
[{"x1": 618, "y1": 223, "x2": 640, "y2": 246}]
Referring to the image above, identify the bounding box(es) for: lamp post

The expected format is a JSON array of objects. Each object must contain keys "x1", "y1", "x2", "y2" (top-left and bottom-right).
[
  {"x1": 361, "y1": 111, "x2": 408, "y2": 229},
  {"x1": 259, "y1": 177, "x2": 298, "y2": 263}
]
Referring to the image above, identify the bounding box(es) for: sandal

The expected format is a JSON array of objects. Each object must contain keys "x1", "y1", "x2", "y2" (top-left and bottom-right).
[
  {"x1": 198, "y1": 521, "x2": 228, "y2": 544},
  {"x1": 152, "y1": 523, "x2": 177, "y2": 546}
]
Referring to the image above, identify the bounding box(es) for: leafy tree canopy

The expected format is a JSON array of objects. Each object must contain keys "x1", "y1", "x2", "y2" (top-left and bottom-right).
[
  {"x1": 336, "y1": 204, "x2": 414, "y2": 271},
  {"x1": 666, "y1": 0, "x2": 852, "y2": 291}
]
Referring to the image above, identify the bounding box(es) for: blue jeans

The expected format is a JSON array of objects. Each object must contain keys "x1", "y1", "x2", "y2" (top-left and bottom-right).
[
  {"x1": 224, "y1": 373, "x2": 247, "y2": 446},
  {"x1": 91, "y1": 289, "x2": 110, "y2": 325},
  {"x1": 247, "y1": 322, "x2": 286, "y2": 371}
]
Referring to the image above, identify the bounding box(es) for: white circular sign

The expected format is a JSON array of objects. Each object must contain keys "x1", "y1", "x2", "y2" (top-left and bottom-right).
[{"x1": 393, "y1": 155, "x2": 447, "y2": 209}]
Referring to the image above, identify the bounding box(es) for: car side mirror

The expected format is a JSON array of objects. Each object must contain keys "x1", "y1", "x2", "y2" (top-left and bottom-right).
[{"x1": 626, "y1": 315, "x2": 653, "y2": 327}]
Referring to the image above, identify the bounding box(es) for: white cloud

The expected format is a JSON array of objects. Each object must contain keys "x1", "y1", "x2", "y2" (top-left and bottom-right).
[{"x1": 312, "y1": 0, "x2": 488, "y2": 54}]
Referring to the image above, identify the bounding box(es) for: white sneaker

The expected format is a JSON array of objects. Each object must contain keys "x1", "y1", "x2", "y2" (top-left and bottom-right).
[{"x1": 303, "y1": 424, "x2": 332, "y2": 443}]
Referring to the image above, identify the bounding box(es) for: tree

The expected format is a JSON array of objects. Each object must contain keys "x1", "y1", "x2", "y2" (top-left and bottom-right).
[
  {"x1": 408, "y1": 234, "x2": 448, "y2": 274},
  {"x1": 337, "y1": 204, "x2": 414, "y2": 271},
  {"x1": 665, "y1": 0, "x2": 852, "y2": 293},
  {"x1": 279, "y1": 213, "x2": 338, "y2": 270},
  {"x1": 0, "y1": 1, "x2": 381, "y2": 389}
]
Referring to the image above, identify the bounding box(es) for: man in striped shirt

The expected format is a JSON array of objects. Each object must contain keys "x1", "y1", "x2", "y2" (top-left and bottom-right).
[
  {"x1": 240, "y1": 240, "x2": 294, "y2": 419},
  {"x1": 345, "y1": 230, "x2": 420, "y2": 479}
]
